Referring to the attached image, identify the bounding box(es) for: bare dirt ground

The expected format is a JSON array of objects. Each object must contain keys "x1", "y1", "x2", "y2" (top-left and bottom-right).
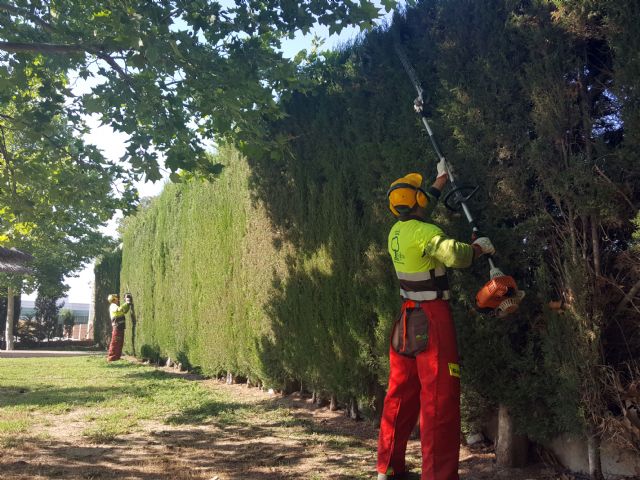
[{"x1": 1, "y1": 362, "x2": 572, "y2": 480}]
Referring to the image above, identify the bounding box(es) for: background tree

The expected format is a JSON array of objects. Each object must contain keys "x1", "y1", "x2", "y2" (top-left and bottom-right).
[
  {"x1": 0, "y1": 0, "x2": 398, "y2": 180},
  {"x1": 59, "y1": 307, "x2": 74, "y2": 338},
  {"x1": 0, "y1": 62, "x2": 130, "y2": 337},
  {"x1": 35, "y1": 294, "x2": 61, "y2": 340}
]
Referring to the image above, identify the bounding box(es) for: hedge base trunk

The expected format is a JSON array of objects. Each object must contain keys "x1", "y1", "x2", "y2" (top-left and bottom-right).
[
  {"x1": 329, "y1": 394, "x2": 338, "y2": 411},
  {"x1": 587, "y1": 431, "x2": 604, "y2": 480},
  {"x1": 496, "y1": 404, "x2": 529, "y2": 467}
]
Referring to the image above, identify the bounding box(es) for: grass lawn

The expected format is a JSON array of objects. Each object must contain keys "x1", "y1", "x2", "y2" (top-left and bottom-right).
[
  {"x1": 0, "y1": 356, "x2": 243, "y2": 445},
  {"x1": 0, "y1": 356, "x2": 380, "y2": 479},
  {"x1": 0, "y1": 355, "x2": 557, "y2": 480}
]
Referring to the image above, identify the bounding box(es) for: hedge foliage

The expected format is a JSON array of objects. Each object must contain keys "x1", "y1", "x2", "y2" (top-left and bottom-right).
[
  {"x1": 120, "y1": 149, "x2": 292, "y2": 382},
  {"x1": 120, "y1": 0, "x2": 640, "y2": 445}
]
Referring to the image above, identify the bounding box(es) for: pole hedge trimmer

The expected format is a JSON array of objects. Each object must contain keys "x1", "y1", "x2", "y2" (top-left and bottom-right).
[{"x1": 394, "y1": 44, "x2": 525, "y2": 318}]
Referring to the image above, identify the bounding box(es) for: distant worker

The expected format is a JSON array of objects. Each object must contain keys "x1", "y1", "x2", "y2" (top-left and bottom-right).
[
  {"x1": 106, "y1": 293, "x2": 133, "y2": 362},
  {"x1": 376, "y1": 159, "x2": 495, "y2": 480}
]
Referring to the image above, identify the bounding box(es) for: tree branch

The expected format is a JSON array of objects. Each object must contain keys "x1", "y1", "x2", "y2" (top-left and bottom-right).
[
  {"x1": 614, "y1": 277, "x2": 640, "y2": 316},
  {"x1": 593, "y1": 165, "x2": 637, "y2": 212},
  {"x1": 93, "y1": 51, "x2": 136, "y2": 92},
  {"x1": 0, "y1": 41, "x2": 85, "y2": 54}
]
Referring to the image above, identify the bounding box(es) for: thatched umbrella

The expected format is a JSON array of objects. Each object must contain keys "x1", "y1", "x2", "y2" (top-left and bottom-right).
[{"x1": 0, "y1": 247, "x2": 33, "y2": 274}]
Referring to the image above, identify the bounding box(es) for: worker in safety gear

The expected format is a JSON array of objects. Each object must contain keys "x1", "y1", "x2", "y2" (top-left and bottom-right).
[
  {"x1": 106, "y1": 293, "x2": 132, "y2": 362},
  {"x1": 376, "y1": 159, "x2": 495, "y2": 480}
]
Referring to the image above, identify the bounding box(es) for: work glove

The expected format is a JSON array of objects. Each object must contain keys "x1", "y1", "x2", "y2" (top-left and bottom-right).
[
  {"x1": 413, "y1": 96, "x2": 424, "y2": 114},
  {"x1": 124, "y1": 293, "x2": 133, "y2": 305},
  {"x1": 472, "y1": 237, "x2": 496, "y2": 256},
  {"x1": 436, "y1": 158, "x2": 448, "y2": 179}
]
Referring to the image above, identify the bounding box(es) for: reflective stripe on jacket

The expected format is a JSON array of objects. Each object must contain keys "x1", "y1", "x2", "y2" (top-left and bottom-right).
[{"x1": 388, "y1": 218, "x2": 474, "y2": 301}]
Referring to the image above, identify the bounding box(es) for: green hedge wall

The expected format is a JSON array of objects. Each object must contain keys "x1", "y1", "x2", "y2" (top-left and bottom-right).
[{"x1": 120, "y1": 148, "x2": 294, "y2": 383}]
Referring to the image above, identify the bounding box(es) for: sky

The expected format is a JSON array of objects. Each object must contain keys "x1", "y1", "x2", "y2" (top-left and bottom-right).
[{"x1": 22, "y1": 5, "x2": 396, "y2": 305}]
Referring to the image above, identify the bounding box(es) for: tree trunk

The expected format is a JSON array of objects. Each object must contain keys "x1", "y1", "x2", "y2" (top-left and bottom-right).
[
  {"x1": 591, "y1": 215, "x2": 601, "y2": 278},
  {"x1": 581, "y1": 215, "x2": 588, "y2": 261},
  {"x1": 496, "y1": 404, "x2": 529, "y2": 468},
  {"x1": 329, "y1": 393, "x2": 338, "y2": 411},
  {"x1": 615, "y1": 278, "x2": 640, "y2": 315},
  {"x1": 587, "y1": 431, "x2": 604, "y2": 480},
  {"x1": 567, "y1": 206, "x2": 577, "y2": 264},
  {"x1": 87, "y1": 280, "x2": 95, "y2": 341},
  {"x1": 346, "y1": 397, "x2": 361, "y2": 420},
  {"x1": 226, "y1": 371, "x2": 234, "y2": 385},
  {"x1": 374, "y1": 383, "x2": 386, "y2": 428},
  {"x1": 313, "y1": 391, "x2": 328, "y2": 407},
  {"x1": 4, "y1": 286, "x2": 15, "y2": 351}
]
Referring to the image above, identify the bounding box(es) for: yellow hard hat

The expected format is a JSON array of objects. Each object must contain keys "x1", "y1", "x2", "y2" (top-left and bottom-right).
[
  {"x1": 387, "y1": 173, "x2": 429, "y2": 216},
  {"x1": 107, "y1": 294, "x2": 119, "y2": 303}
]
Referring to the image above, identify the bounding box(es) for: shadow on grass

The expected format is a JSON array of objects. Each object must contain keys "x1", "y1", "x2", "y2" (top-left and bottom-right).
[
  {"x1": 0, "y1": 388, "x2": 407, "y2": 479},
  {"x1": 165, "y1": 400, "x2": 246, "y2": 424},
  {"x1": 0, "y1": 430, "x2": 326, "y2": 480},
  {"x1": 0, "y1": 385, "x2": 130, "y2": 409}
]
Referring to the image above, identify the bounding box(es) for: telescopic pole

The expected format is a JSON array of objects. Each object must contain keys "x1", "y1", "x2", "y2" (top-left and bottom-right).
[{"x1": 394, "y1": 43, "x2": 496, "y2": 271}]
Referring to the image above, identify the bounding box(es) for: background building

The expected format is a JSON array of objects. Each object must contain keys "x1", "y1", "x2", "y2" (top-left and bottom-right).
[{"x1": 20, "y1": 299, "x2": 91, "y2": 341}]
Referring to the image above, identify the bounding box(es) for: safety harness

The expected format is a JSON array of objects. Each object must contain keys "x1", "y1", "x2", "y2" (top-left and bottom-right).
[{"x1": 397, "y1": 267, "x2": 450, "y2": 301}]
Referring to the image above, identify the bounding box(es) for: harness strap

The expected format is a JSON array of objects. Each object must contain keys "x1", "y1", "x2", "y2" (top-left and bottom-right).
[{"x1": 402, "y1": 307, "x2": 408, "y2": 353}]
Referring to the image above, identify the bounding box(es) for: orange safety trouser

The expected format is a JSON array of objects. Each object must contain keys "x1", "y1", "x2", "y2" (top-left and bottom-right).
[
  {"x1": 107, "y1": 323, "x2": 125, "y2": 361},
  {"x1": 377, "y1": 299, "x2": 461, "y2": 480}
]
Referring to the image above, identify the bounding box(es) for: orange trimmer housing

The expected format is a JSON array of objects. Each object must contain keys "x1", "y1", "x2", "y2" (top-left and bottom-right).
[{"x1": 476, "y1": 274, "x2": 525, "y2": 318}]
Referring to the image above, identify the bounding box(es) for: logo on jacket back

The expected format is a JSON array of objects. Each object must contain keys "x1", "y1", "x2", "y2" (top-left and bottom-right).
[{"x1": 391, "y1": 231, "x2": 404, "y2": 264}]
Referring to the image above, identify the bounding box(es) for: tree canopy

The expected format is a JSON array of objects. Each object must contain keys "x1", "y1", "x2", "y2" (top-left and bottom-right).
[
  {"x1": 0, "y1": 0, "x2": 399, "y2": 295},
  {"x1": 0, "y1": 0, "x2": 398, "y2": 181},
  {"x1": 0, "y1": 70, "x2": 129, "y2": 295}
]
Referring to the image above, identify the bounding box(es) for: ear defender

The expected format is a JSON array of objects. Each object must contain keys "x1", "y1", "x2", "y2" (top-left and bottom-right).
[{"x1": 416, "y1": 188, "x2": 428, "y2": 208}]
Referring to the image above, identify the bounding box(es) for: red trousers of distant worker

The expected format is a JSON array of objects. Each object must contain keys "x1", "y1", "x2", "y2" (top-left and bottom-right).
[
  {"x1": 377, "y1": 299, "x2": 461, "y2": 480},
  {"x1": 107, "y1": 324, "x2": 125, "y2": 362}
]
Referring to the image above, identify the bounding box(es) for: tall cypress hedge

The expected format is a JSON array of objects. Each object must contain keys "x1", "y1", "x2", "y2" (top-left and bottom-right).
[
  {"x1": 120, "y1": 148, "x2": 294, "y2": 382},
  {"x1": 121, "y1": 0, "x2": 640, "y2": 451}
]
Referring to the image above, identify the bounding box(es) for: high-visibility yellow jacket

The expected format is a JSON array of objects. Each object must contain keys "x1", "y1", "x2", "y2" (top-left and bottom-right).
[
  {"x1": 109, "y1": 303, "x2": 130, "y2": 326},
  {"x1": 388, "y1": 217, "x2": 474, "y2": 301}
]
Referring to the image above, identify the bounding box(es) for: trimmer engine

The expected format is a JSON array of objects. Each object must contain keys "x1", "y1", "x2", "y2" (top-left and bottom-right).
[{"x1": 476, "y1": 268, "x2": 525, "y2": 318}]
